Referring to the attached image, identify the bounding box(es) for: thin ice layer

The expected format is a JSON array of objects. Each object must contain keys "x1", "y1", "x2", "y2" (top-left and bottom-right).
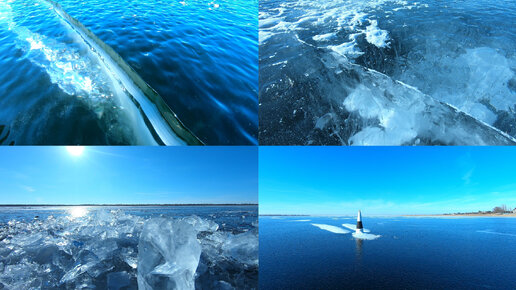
[
  {"x1": 260, "y1": 47, "x2": 516, "y2": 145},
  {"x1": 397, "y1": 47, "x2": 516, "y2": 126},
  {"x1": 340, "y1": 58, "x2": 516, "y2": 145}
]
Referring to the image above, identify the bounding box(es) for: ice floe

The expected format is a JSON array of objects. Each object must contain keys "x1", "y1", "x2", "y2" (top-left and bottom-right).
[
  {"x1": 477, "y1": 230, "x2": 516, "y2": 237},
  {"x1": 311, "y1": 224, "x2": 350, "y2": 234},
  {"x1": 352, "y1": 232, "x2": 382, "y2": 240}
]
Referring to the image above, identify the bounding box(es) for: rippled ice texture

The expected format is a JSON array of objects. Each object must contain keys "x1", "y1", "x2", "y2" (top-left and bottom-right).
[
  {"x1": 0, "y1": 206, "x2": 258, "y2": 289},
  {"x1": 57, "y1": 0, "x2": 259, "y2": 145},
  {"x1": 259, "y1": 0, "x2": 516, "y2": 145}
]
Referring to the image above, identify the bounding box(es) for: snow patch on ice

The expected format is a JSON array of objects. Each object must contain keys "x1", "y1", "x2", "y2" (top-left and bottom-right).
[
  {"x1": 313, "y1": 32, "x2": 336, "y2": 41},
  {"x1": 365, "y1": 20, "x2": 390, "y2": 48},
  {"x1": 349, "y1": 12, "x2": 368, "y2": 28},
  {"x1": 328, "y1": 41, "x2": 364, "y2": 57}
]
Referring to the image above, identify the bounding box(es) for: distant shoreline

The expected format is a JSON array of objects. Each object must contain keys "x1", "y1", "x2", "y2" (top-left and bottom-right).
[
  {"x1": 0, "y1": 204, "x2": 257, "y2": 207},
  {"x1": 404, "y1": 213, "x2": 516, "y2": 217},
  {"x1": 260, "y1": 213, "x2": 516, "y2": 218},
  {"x1": 260, "y1": 214, "x2": 309, "y2": 216}
]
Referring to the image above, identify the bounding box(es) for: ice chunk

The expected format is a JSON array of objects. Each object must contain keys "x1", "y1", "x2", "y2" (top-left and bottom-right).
[
  {"x1": 137, "y1": 218, "x2": 201, "y2": 290},
  {"x1": 87, "y1": 239, "x2": 117, "y2": 261},
  {"x1": 120, "y1": 247, "x2": 138, "y2": 269},
  {"x1": 183, "y1": 215, "x2": 219, "y2": 232},
  {"x1": 352, "y1": 232, "x2": 381, "y2": 240},
  {"x1": 60, "y1": 251, "x2": 99, "y2": 283},
  {"x1": 221, "y1": 231, "x2": 259, "y2": 266},
  {"x1": 311, "y1": 224, "x2": 350, "y2": 234},
  {"x1": 197, "y1": 229, "x2": 258, "y2": 289}
]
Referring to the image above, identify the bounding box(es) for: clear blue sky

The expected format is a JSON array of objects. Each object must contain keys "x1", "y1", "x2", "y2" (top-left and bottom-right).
[
  {"x1": 0, "y1": 147, "x2": 257, "y2": 204},
  {"x1": 260, "y1": 147, "x2": 516, "y2": 215}
]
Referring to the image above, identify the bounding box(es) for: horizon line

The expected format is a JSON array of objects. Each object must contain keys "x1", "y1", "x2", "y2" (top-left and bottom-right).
[
  {"x1": 0, "y1": 203, "x2": 258, "y2": 207},
  {"x1": 259, "y1": 212, "x2": 515, "y2": 216}
]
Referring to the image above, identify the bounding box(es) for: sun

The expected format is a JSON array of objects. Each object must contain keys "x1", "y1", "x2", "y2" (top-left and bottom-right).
[{"x1": 66, "y1": 146, "x2": 85, "y2": 156}]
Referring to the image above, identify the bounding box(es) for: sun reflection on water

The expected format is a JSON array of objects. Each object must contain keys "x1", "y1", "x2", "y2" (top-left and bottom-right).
[{"x1": 68, "y1": 206, "x2": 89, "y2": 218}]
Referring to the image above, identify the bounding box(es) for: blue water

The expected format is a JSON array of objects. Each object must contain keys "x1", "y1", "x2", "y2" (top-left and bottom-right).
[
  {"x1": 260, "y1": 216, "x2": 516, "y2": 289},
  {"x1": 259, "y1": 0, "x2": 516, "y2": 145},
  {"x1": 0, "y1": 0, "x2": 257, "y2": 144},
  {"x1": 0, "y1": 205, "x2": 258, "y2": 288}
]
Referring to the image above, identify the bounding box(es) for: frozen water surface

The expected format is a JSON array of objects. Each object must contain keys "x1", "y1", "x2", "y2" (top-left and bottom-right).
[
  {"x1": 0, "y1": 206, "x2": 258, "y2": 289},
  {"x1": 259, "y1": 0, "x2": 516, "y2": 145}
]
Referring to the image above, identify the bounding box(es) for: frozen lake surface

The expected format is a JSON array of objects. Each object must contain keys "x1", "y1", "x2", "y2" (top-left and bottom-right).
[{"x1": 259, "y1": 0, "x2": 516, "y2": 145}]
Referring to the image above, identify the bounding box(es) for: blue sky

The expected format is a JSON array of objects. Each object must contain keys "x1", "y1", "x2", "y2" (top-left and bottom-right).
[
  {"x1": 260, "y1": 147, "x2": 516, "y2": 215},
  {"x1": 0, "y1": 147, "x2": 257, "y2": 204}
]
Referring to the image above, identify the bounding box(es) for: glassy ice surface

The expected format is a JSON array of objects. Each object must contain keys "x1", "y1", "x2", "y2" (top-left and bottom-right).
[
  {"x1": 0, "y1": 206, "x2": 258, "y2": 289},
  {"x1": 259, "y1": 0, "x2": 516, "y2": 145},
  {"x1": 260, "y1": 216, "x2": 516, "y2": 289},
  {"x1": 0, "y1": 0, "x2": 257, "y2": 145}
]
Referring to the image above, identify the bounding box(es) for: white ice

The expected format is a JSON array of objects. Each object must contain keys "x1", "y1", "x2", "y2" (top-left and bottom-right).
[
  {"x1": 313, "y1": 32, "x2": 336, "y2": 41},
  {"x1": 337, "y1": 61, "x2": 515, "y2": 145},
  {"x1": 328, "y1": 41, "x2": 364, "y2": 57},
  {"x1": 477, "y1": 230, "x2": 516, "y2": 237},
  {"x1": 352, "y1": 232, "x2": 381, "y2": 240},
  {"x1": 365, "y1": 20, "x2": 390, "y2": 48},
  {"x1": 311, "y1": 223, "x2": 350, "y2": 234}
]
